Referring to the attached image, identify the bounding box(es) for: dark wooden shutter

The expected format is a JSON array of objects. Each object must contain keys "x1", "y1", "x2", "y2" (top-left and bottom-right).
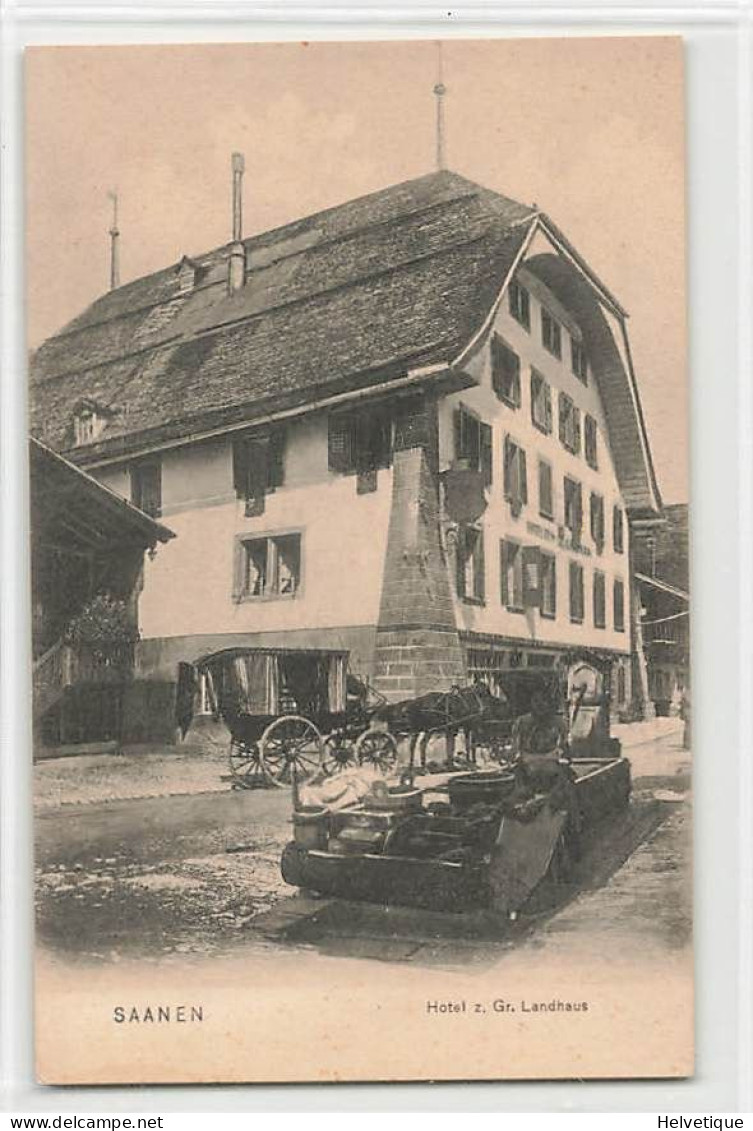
[
  {"x1": 328, "y1": 413, "x2": 355, "y2": 473},
  {"x1": 480, "y1": 422, "x2": 493, "y2": 488},
  {"x1": 267, "y1": 428, "x2": 286, "y2": 489},
  {"x1": 503, "y1": 437, "x2": 513, "y2": 498},
  {"x1": 559, "y1": 393, "x2": 567, "y2": 445},
  {"x1": 545, "y1": 385, "x2": 553, "y2": 433},
  {"x1": 523, "y1": 545, "x2": 541, "y2": 608},
  {"x1": 519, "y1": 448, "x2": 528, "y2": 504},
  {"x1": 453, "y1": 407, "x2": 464, "y2": 463},
  {"x1": 394, "y1": 396, "x2": 428, "y2": 452},
  {"x1": 456, "y1": 529, "x2": 467, "y2": 599},
  {"x1": 574, "y1": 407, "x2": 582, "y2": 454},
  {"x1": 244, "y1": 439, "x2": 268, "y2": 517},
  {"x1": 500, "y1": 541, "x2": 508, "y2": 605},
  {"x1": 474, "y1": 529, "x2": 485, "y2": 602},
  {"x1": 232, "y1": 437, "x2": 249, "y2": 497}
]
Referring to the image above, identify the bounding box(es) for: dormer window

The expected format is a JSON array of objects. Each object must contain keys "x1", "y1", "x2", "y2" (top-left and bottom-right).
[
  {"x1": 176, "y1": 256, "x2": 200, "y2": 295},
  {"x1": 72, "y1": 403, "x2": 106, "y2": 446}
]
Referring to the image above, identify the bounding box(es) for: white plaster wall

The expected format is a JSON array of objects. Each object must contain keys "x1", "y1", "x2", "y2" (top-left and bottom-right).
[
  {"x1": 93, "y1": 415, "x2": 394, "y2": 641},
  {"x1": 439, "y1": 262, "x2": 631, "y2": 655}
]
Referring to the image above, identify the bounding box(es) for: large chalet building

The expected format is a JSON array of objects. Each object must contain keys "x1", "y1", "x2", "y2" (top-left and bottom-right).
[{"x1": 29, "y1": 170, "x2": 662, "y2": 720}]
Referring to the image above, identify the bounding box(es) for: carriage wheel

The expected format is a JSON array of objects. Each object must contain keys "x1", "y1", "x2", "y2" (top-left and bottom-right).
[
  {"x1": 355, "y1": 730, "x2": 398, "y2": 774},
  {"x1": 228, "y1": 738, "x2": 266, "y2": 789},
  {"x1": 259, "y1": 715, "x2": 324, "y2": 788},
  {"x1": 321, "y1": 733, "x2": 358, "y2": 776}
]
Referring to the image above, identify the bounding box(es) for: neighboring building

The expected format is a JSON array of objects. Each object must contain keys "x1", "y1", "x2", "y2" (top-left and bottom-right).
[
  {"x1": 632, "y1": 504, "x2": 690, "y2": 715},
  {"x1": 30, "y1": 436, "x2": 174, "y2": 746},
  {"x1": 28, "y1": 170, "x2": 662, "y2": 720}
]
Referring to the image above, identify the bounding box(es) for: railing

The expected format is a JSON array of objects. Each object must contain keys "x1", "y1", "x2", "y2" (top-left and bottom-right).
[{"x1": 32, "y1": 639, "x2": 74, "y2": 719}]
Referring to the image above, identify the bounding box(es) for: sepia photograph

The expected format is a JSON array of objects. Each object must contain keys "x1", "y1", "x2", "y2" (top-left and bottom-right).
[{"x1": 26, "y1": 36, "x2": 692, "y2": 1084}]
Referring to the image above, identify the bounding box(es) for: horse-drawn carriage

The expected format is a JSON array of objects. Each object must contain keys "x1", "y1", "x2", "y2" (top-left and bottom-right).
[{"x1": 195, "y1": 646, "x2": 401, "y2": 788}]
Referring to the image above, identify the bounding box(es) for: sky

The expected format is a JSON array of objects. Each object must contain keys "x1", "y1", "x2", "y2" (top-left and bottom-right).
[{"x1": 25, "y1": 38, "x2": 687, "y2": 502}]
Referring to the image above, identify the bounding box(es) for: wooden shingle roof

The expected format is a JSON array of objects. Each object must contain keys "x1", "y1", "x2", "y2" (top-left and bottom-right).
[
  {"x1": 29, "y1": 171, "x2": 534, "y2": 459},
  {"x1": 28, "y1": 168, "x2": 660, "y2": 515}
]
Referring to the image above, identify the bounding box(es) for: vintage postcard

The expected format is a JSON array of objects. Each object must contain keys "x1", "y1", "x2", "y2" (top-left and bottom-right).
[{"x1": 27, "y1": 38, "x2": 692, "y2": 1084}]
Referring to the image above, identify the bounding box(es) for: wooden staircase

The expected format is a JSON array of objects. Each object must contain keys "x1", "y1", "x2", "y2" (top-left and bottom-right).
[{"x1": 32, "y1": 639, "x2": 74, "y2": 720}]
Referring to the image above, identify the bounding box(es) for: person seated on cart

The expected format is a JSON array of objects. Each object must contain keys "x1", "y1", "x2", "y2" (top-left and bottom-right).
[{"x1": 510, "y1": 690, "x2": 583, "y2": 846}]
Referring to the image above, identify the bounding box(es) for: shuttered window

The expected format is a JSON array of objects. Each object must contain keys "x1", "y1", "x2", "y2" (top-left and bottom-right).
[
  {"x1": 540, "y1": 552, "x2": 557, "y2": 619},
  {"x1": 530, "y1": 369, "x2": 553, "y2": 434},
  {"x1": 503, "y1": 436, "x2": 528, "y2": 510},
  {"x1": 572, "y1": 339, "x2": 588, "y2": 383},
  {"x1": 590, "y1": 492, "x2": 605, "y2": 552},
  {"x1": 564, "y1": 476, "x2": 583, "y2": 543},
  {"x1": 538, "y1": 459, "x2": 554, "y2": 520},
  {"x1": 542, "y1": 309, "x2": 562, "y2": 359},
  {"x1": 457, "y1": 525, "x2": 485, "y2": 603},
  {"x1": 508, "y1": 281, "x2": 531, "y2": 331},
  {"x1": 500, "y1": 539, "x2": 524, "y2": 610},
  {"x1": 328, "y1": 408, "x2": 392, "y2": 489},
  {"x1": 614, "y1": 578, "x2": 626, "y2": 631},
  {"x1": 593, "y1": 570, "x2": 606, "y2": 628},
  {"x1": 584, "y1": 414, "x2": 598, "y2": 469},
  {"x1": 613, "y1": 505, "x2": 625, "y2": 554},
  {"x1": 559, "y1": 392, "x2": 581, "y2": 455},
  {"x1": 491, "y1": 335, "x2": 521, "y2": 407},
  {"x1": 453, "y1": 406, "x2": 492, "y2": 487},
  {"x1": 130, "y1": 458, "x2": 162, "y2": 518},
  {"x1": 569, "y1": 561, "x2": 585, "y2": 624}
]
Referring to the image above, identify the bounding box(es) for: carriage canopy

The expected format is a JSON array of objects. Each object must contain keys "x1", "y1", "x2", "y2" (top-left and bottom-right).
[{"x1": 196, "y1": 646, "x2": 348, "y2": 722}]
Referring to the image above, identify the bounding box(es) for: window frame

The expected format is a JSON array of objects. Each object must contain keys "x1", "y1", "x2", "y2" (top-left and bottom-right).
[
  {"x1": 538, "y1": 458, "x2": 555, "y2": 521},
  {"x1": 500, "y1": 537, "x2": 525, "y2": 613},
  {"x1": 563, "y1": 475, "x2": 583, "y2": 544},
  {"x1": 590, "y1": 490, "x2": 605, "y2": 551},
  {"x1": 491, "y1": 334, "x2": 522, "y2": 408},
  {"x1": 593, "y1": 569, "x2": 607, "y2": 629},
  {"x1": 584, "y1": 414, "x2": 598, "y2": 470},
  {"x1": 541, "y1": 308, "x2": 563, "y2": 359},
  {"x1": 130, "y1": 457, "x2": 162, "y2": 519},
  {"x1": 569, "y1": 560, "x2": 585, "y2": 625},
  {"x1": 503, "y1": 434, "x2": 528, "y2": 511},
  {"x1": 508, "y1": 281, "x2": 531, "y2": 332},
  {"x1": 571, "y1": 338, "x2": 588, "y2": 384},
  {"x1": 559, "y1": 391, "x2": 582, "y2": 455},
  {"x1": 613, "y1": 577, "x2": 626, "y2": 632},
  {"x1": 456, "y1": 523, "x2": 486, "y2": 605},
  {"x1": 539, "y1": 550, "x2": 557, "y2": 620},
  {"x1": 530, "y1": 368, "x2": 553, "y2": 435},
  {"x1": 613, "y1": 505, "x2": 625, "y2": 554},
  {"x1": 234, "y1": 530, "x2": 303, "y2": 603}
]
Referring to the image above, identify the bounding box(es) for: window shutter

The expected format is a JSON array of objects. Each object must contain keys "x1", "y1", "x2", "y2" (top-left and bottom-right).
[
  {"x1": 545, "y1": 386, "x2": 553, "y2": 433},
  {"x1": 520, "y1": 449, "x2": 528, "y2": 504},
  {"x1": 500, "y1": 541, "x2": 509, "y2": 605},
  {"x1": 244, "y1": 439, "x2": 268, "y2": 517},
  {"x1": 232, "y1": 437, "x2": 249, "y2": 497},
  {"x1": 328, "y1": 413, "x2": 354, "y2": 473},
  {"x1": 574, "y1": 407, "x2": 582, "y2": 454},
  {"x1": 480, "y1": 423, "x2": 493, "y2": 488},
  {"x1": 267, "y1": 428, "x2": 286, "y2": 489},
  {"x1": 559, "y1": 394, "x2": 567, "y2": 445},
  {"x1": 523, "y1": 545, "x2": 541, "y2": 608},
  {"x1": 474, "y1": 529, "x2": 485, "y2": 602},
  {"x1": 453, "y1": 407, "x2": 464, "y2": 463},
  {"x1": 456, "y1": 530, "x2": 467, "y2": 599},
  {"x1": 232, "y1": 539, "x2": 245, "y2": 601}
]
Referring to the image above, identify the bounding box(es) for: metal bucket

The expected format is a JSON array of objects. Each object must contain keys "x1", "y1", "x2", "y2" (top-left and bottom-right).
[
  {"x1": 292, "y1": 805, "x2": 329, "y2": 850},
  {"x1": 448, "y1": 771, "x2": 516, "y2": 811}
]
